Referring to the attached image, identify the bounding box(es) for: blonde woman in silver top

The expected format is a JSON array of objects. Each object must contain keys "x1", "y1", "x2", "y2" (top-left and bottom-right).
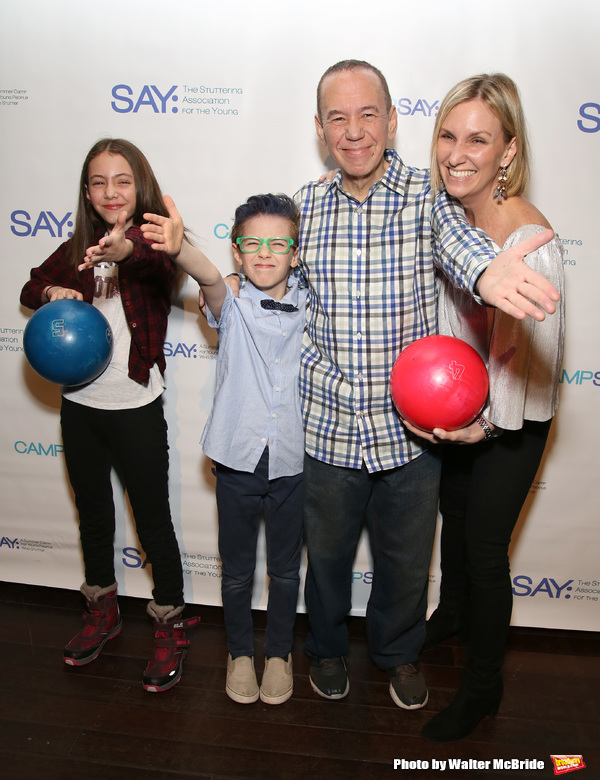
[{"x1": 406, "y1": 73, "x2": 565, "y2": 742}]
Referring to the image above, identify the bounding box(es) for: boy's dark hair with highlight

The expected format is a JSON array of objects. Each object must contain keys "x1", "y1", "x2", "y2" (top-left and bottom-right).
[{"x1": 231, "y1": 194, "x2": 300, "y2": 246}]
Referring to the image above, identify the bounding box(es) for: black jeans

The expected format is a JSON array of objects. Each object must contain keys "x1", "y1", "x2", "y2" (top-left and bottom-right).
[
  {"x1": 215, "y1": 447, "x2": 303, "y2": 658},
  {"x1": 60, "y1": 396, "x2": 183, "y2": 607},
  {"x1": 438, "y1": 418, "x2": 552, "y2": 690},
  {"x1": 303, "y1": 450, "x2": 441, "y2": 669}
]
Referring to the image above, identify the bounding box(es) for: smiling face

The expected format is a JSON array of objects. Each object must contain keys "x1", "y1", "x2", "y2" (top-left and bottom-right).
[
  {"x1": 436, "y1": 98, "x2": 516, "y2": 213},
  {"x1": 315, "y1": 67, "x2": 397, "y2": 200},
  {"x1": 232, "y1": 214, "x2": 299, "y2": 301},
  {"x1": 85, "y1": 151, "x2": 136, "y2": 229}
]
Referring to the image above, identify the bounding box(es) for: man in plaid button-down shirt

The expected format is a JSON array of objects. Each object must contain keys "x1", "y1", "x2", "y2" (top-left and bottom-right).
[{"x1": 297, "y1": 60, "x2": 559, "y2": 709}]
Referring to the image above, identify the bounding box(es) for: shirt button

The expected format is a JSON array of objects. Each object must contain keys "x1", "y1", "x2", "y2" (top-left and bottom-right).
[
  {"x1": 356, "y1": 290, "x2": 361, "y2": 298},
  {"x1": 131, "y1": 322, "x2": 137, "y2": 328},
  {"x1": 275, "y1": 358, "x2": 280, "y2": 364},
  {"x1": 282, "y1": 331, "x2": 287, "y2": 337},
  {"x1": 356, "y1": 332, "x2": 362, "y2": 340},
  {"x1": 272, "y1": 413, "x2": 277, "y2": 419},
  {"x1": 357, "y1": 374, "x2": 363, "y2": 381},
  {"x1": 357, "y1": 411, "x2": 364, "y2": 418},
  {"x1": 356, "y1": 249, "x2": 362, "y2": 257},
  {"x1": 275, "y1": 387, "x2": 281, "y2": 392}
]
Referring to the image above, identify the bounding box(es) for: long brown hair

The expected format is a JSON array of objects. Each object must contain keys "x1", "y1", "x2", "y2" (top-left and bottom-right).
[{"x1": 69, "y1": 138, "x2": 185, "y2": 290}]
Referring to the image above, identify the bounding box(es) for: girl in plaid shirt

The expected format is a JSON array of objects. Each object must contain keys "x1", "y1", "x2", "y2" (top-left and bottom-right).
[{"x1": 20, "y1": 138, "x2": 198, "y2": 693}]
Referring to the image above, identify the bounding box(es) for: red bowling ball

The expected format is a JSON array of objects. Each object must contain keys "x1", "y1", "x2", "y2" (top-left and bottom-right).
[{"x1": 390, "y1": 335, "x2": 489, "y2": 432}]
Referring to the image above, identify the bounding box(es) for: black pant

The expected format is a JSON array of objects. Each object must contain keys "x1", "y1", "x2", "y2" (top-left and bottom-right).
[
  {"x1": 60, "y1": 396, "x2": 184, "y2": 607},
  {"x1": 216, "y1": 448, "x2": 303, "y2": 658},
  {"x1": 438, "y1": 419, "x2": 552, "y2": 690}
]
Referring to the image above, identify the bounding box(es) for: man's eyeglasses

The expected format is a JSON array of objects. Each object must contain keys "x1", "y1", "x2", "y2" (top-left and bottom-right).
[{"x1": 236, "y1": 237, "x2": 295, "y2": 254}]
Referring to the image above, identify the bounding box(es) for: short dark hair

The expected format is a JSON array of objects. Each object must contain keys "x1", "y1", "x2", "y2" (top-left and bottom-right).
[
  {"x1": 231, "y1": 193, "x2": 300, "y2": 245},
  {"x1": 317, "y1": 59, "x2": 392, "y2": 120}
]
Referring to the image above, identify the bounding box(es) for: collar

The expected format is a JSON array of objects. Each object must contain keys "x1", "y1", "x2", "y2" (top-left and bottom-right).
[
  {"x1": 242, "y1": 277, "x2": 301, "y2": 312},
  {"x1": 324, "y1": 149, "x2": 412, "y2": 200},
  {"x1": 326, "y1": 149, "x2": 429, "y2": 200}
]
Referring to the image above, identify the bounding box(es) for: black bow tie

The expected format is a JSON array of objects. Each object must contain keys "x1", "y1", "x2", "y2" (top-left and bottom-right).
[{"x1": 260, "y1": 299, "x2": 298, "y2": 313}]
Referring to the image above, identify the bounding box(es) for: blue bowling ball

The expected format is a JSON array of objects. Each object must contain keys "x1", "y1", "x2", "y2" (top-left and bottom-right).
[{"x1": 23, "y1": 299, "x2": 113, "y2": 386}]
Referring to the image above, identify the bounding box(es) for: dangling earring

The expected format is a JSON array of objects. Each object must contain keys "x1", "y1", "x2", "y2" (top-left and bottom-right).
[{"x1": 493, "y1": 166, "x2": 508, "y2": 203}]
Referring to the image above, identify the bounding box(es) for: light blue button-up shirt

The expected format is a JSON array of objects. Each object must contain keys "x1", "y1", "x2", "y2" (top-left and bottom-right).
[{"x1": 201, "y1": 278, "x2": 307, "y2": 479}]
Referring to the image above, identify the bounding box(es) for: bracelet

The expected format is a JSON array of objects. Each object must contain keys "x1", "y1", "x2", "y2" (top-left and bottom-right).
[
  {"x1": 44, "y1": 286, "x2": 55, "y2": 302},
  {"x1": 475, "y1": 415, "x2": 494, "y2": 440}
]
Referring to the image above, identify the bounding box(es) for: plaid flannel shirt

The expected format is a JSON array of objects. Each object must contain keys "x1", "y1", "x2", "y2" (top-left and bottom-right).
[{"x1": 295, "y1": 149, "x2": 496, "y2": 473}]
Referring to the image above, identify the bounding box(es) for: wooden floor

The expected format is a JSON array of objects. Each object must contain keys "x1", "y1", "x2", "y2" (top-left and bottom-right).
[{"x1": 1, "y1": 580, "x2": 598, "y2": 780}]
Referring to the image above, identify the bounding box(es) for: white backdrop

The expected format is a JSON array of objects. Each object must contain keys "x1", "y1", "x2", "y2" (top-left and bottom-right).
[{"x1": 1, "y1": 0, "x2": 598, "y2": 632}]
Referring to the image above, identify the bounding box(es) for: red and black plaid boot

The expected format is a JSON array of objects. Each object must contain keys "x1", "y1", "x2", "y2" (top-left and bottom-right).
[
  {"x1": 143, "y1": 601, "x2": 200, "y2": 693},
  {"x1": 63, "y1": 583, "x2": 122, "y2": 666}
]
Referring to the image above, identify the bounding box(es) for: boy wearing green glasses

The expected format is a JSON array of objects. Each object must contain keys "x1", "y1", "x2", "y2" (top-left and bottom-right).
[{"x1": 143, "y1": 193, "x2": 306, "y2": 707}]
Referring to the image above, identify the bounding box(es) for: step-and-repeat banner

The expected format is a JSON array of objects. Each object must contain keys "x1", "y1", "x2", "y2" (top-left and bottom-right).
[{"x1": 1, "y1": 0, "x2": 598, "y2": 631}]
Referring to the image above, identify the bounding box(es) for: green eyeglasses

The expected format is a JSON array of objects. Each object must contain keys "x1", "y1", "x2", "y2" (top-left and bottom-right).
[{"x1": 236, "y1": 237, "x2": 295, "y2": 254}]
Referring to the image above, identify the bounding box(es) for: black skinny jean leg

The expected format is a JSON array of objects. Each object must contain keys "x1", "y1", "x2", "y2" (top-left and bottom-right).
[
  {"x1": 112, "y1": 398, "x2": 184, "y2": 608},
  {"x1": 61, "y1": 398, "x2": 118, "y2": 588},
  {"x1": 462, "y1": 420, "x2": 552, "y2": 691}
]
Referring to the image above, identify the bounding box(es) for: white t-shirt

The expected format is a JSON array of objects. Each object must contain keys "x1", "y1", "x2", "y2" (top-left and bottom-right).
[{"x1": 63, "y1": 262, "x2": 164, "y2": 410}]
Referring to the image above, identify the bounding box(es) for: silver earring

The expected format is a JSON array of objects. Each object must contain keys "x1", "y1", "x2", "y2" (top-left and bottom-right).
[{"x1": 493, "y1": 166, "x2": 508, "y2": 202}]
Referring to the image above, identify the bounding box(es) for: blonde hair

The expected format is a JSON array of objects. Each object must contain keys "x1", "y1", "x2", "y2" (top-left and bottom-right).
[{"x1": 430, "y1": 73, "x2": 530, "y2": 199}]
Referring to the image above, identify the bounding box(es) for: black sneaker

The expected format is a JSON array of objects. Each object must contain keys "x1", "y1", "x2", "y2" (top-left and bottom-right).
[
  {"x1": 388, "y1": 663, "x2": 428, "y2": 709},
  {"x1": 309, "y1": 656, "x2": 349, "y2": 699}
]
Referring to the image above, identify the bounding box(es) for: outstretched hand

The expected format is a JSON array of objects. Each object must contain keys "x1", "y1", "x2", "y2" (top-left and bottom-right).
[
  {"x1": 141, "y1": 195, "x2": 184, "y2": 257},
  {"x1": 78, "y1": 211, "x2": 133, "y2": 270},
  {"x1": 477, "y1": 228, "x2": 559, "y2": 321}
]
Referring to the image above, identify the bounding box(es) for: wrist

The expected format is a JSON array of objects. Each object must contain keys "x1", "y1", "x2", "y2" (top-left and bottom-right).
[
  {"x1": 475, "y1": 415, "x2": 502, "y2": 440},
  {"x1": 123, "y1": 238, "x2": 134, "y2": 261}
]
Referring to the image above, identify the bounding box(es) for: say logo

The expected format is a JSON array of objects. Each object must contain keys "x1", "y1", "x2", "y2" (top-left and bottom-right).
[
  {"x1": 164, "y1": 342, "x2": 198, "y2": 358},
  {"x1": 122, "y1": 547, "x2": 149, "y2": 568},
  {"x1": 395, "y1": 98, "x2": 439, "y2": 117},
  {"x1": 578, "y1": 102, "x2": 600, "y2": 133},
  {"x1": 512, "y1": 576, "x2": 573, "y2": 599},
  {"x1": 111, "y1": 85, "x2": 179, "y2": 114},
  {"x1": 11, "y1": 211, "x2": 73, "y2": 238}
]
